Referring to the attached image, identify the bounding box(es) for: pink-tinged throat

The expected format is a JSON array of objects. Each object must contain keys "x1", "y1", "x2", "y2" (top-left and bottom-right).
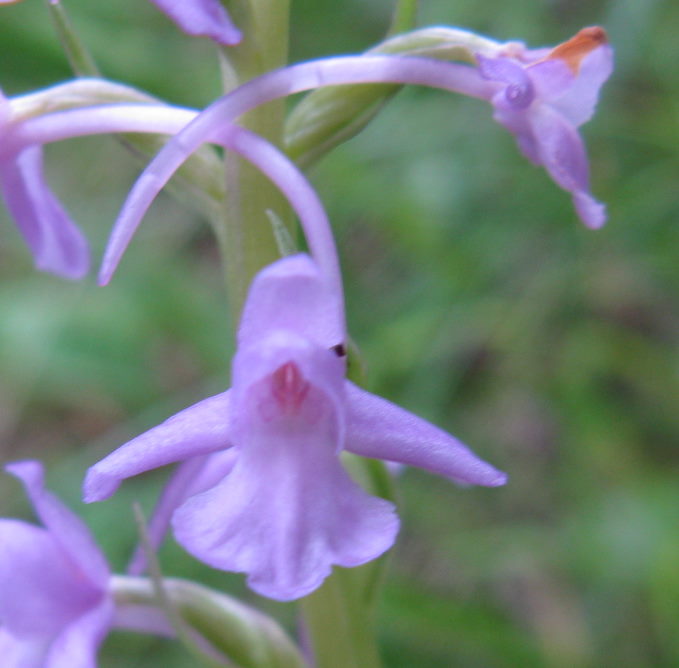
[{"x1": 270, "y1": 362, "x2": 310, "y2": 416}]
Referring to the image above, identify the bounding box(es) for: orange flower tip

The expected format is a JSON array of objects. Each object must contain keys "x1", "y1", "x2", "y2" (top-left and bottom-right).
[{"x1": 547, "y1": 26, "x2": 609, "y2": 74}]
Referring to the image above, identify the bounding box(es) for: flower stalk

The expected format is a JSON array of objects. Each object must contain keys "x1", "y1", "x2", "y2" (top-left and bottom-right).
[{"x1": 217, "y1": 0, "x2": 293, "y2": 321}]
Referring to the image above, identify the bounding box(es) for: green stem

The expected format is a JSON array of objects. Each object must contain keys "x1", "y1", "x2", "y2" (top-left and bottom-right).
[
  {"x1": 299, "y1": 569, "x2": 383, "y2": 668},
  {"x1": 112, "y1": 575, "x2": 308, "y2": 668},
  {"x1": 218, "y1": 0, "x2": 292, "y2": 322},
  {"x1": 215, "y1": 5, "x2": 389, "y2": 666},
  {"x1": 298, "y1": 457, "x2": 396, "y2": 668}
]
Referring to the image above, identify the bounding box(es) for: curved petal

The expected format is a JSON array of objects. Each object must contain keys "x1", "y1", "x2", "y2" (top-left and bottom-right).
[
  {"x1": 530, "y1": 104, "x2": 589, "y2": 192},
  {"x1": 529, "y1": 103, "x2": 606, "y2": 227},
  {"x1": 5, "y1": 461, "x2": 109, "y2": 588},
  {"x1": 0, "y1": 520, "x2": 103, "y2": 637},
  {"x1": 0, "y1": 147, "x2": 89, "y2": 279},
  {"x1": 238, "y1": 254, "x2": 344, "y2": 350},
  {"x1": 344, "y1": 382, "x2": 507, "y2": 487},
  {"x1": 173, "y1": 376, "x2": 398, "y2": 601},
  {"x1": 148, "y1": 0, "x2": 241, "y2": 45},
  {"x1": 99, "y1": 56, "x2": 495, "y2": 284},
  {"x1": 83, "y1": 390, "x2": 232, "y2": 503},
  {"x1": 46, "y1": 598, "x2": 114, "y2": 668}
]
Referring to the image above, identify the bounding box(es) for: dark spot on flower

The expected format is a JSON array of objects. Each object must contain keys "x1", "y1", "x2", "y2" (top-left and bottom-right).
[{"x1": 331, "y1": 343, "x2": 347, "y2": 357}]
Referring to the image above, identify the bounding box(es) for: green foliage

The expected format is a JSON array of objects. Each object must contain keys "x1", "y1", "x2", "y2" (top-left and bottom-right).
[{"x1": 1, "y1": 0, "x2": 678, "y2": 666}]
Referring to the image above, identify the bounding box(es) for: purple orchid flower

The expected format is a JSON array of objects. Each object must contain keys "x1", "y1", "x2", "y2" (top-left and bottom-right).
[
  {"x1": 0, "y1": 89, "x2": 199, "y2": 278},
  {"x1": 148, "y1": 0, "x2": 241, "y2": 46},
  {"x1": 0, "y1": 460, "x2": 181, "y2": 665},
  {"x1": 99, "y1": 30, "x2": 612, "y2": 282},
  {"x1": 84, "y1": 253, "x2": 506, "y2": 601},
  {"x1": 0, "y1": 144, "x2": 90, "y2": 279},
  {"x1": 477, "y1": 26, "x2": 613, "y2": 228},
  {"x1": 2, "y1": 84, "x2": 341, "y2": 283},
  {"x1": 0, "y1": 460, "x2": 114, "y2": 666}
]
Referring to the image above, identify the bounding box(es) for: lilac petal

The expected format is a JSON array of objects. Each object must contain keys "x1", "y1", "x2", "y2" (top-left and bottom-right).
[
  {"x1": 99, "y1": 56, "x2": 495, "y2": 284},
  {"x1": 173, "y1": 374, "x2": 398, "y2": 601},
  {"x1": 231, "y1": 330, "x2": 346, "y2": 432},
  {"x1": 46, "y1": 598, "x2": 114, "y2": 668},
  {"x1": 573, "y1": 190, "x2": 606, "y2": 229},
  {"x1": 0, "y1": 146, "x2": 89, "y2": 279},
  {"x1": 83, "y1": 390, "x2": 232, "y2": 503},
  {"x1": 223, "y1": 127, "x2": 344, "y2": 303},
  {"x1": 126, "y1": 449, "x2": 237, "y2": 575},
  {"x1": 477, "y1": 54, "x2": 533, "y2": 109},
  {"x1": 491, "y1": 106, "x2": 541, "y2": 165},
  {"x1": 5, "y1": 460, "x2": 109, "y2": 587},
  {"x1": 527, "y1": 59, "x2": 574, "y2": 101},
  {"x1": 0, "y1": 627, "x2": 49, "y2": 668},
  {"x1": 530, "y1": 103, "x2": 589, "y2": 193},
  {"x1": 0, "y1": 520, "x2": 103, "y2": 638},
  {"x1": 529, "y1": 103, "x2": 607, "y2": 227},
  {"x1": 148, "y1": 0, "x2": 241, "y2": 45},
  {"x1": 344, "y1": 382, "x2": 507, "y2": 487},
  {"x1": 550, "y1": 44, "x2": 614, "y2": 126},
  {"x1": 238, "y1": 254, "x2": 345, "y2": 350}
]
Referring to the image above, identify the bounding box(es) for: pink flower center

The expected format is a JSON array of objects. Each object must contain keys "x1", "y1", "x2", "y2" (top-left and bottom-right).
[{"x1": 270, "y1": 361, "x2": 310, "y2": 415}]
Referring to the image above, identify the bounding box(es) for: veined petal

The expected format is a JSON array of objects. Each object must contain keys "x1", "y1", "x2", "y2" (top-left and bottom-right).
[
  {"x1": 238, "y1": 254, "x2": 345, "y2": 351},
  {"x1": 173, "y1": 366, "x2": 398, "y2": 600},
  {"x1": 83, "y1": 391, "x2": 232, "y2": 503},
  {"x1": 344, "y1": 382, "x2": 507, "y2": 487},
  {"x1": 0, "y1": 146, "x2": 89, "y2": 279},
  {"x1": 148, "y1": 0, "x2": 241, "y2": 45},
  {"x1": 46, "y1": 598, "x2": 114, "y2": 668},
  {"x1": 5, "y1": 461, "x2": 109, "y2": 588}
]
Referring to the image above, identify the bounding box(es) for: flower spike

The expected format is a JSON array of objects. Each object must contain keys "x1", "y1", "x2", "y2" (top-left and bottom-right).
[
  {"x1": 101, "y1": 32, "x2": 612, "y2": 280},
  {"x1": 98, "y1": 54, "x2": 497, "y2": 284},
  {"x1": 85, "y1": 253, "x2": 506, "y2": 601}
]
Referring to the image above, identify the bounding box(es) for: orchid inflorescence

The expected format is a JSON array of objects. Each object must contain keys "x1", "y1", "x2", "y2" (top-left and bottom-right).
[{"x1": 0, "y1": 1, "x2": 613, "y2": 666}]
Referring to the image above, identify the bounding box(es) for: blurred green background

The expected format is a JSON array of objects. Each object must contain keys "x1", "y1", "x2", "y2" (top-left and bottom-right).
[{"x1": 1, "y1": 0, "x2": 678, "y2": 666}]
